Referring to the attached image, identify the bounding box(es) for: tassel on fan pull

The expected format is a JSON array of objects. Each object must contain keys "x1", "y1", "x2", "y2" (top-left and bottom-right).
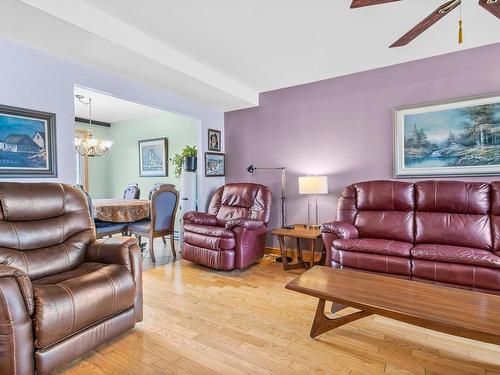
[
  {"x1": 458, "y1": 19, "x2": 463, "y2": 44},
  {"x1": 458, "y1": 2, "x2": 463, "y2": 44}
]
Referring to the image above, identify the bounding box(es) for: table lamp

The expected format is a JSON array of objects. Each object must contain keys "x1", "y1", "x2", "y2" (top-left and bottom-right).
[{"x1": 298, "y1": 175, "x2": 328, "y2": 228}]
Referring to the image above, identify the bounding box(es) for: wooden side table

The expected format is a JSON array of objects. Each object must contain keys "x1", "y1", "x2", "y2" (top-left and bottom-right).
[{"x1": 270, "y1": 225, "x2": 324, "y2": 271}]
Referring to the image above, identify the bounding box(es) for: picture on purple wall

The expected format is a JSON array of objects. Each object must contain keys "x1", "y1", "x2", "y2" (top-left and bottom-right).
[
  {"x1": 0, "y1": 104, "x2": 57, "y2": 178},
  {"x1": 394, "y1": 92, "x2": 500, "y2": 178}
]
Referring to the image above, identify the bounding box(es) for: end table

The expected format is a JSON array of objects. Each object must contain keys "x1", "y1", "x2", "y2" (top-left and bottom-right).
[{"x1": 270, "y1": 224, "x2": 325, "y2": 271}]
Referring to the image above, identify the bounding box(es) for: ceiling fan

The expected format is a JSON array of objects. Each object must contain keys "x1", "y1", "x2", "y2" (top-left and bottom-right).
[{"x1": 350, "y1": 0, "x2": 499, "y2": 47}]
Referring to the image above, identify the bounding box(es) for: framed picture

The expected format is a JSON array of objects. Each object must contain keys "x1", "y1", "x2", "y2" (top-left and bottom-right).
[
  {"x1": 394, "y1": 92, "x2": 500, "y2": 178},
  {"x1": 138, "y1": 138, "x2": 168, "y2": 177},
  {"x1": 205, "y1": 152, "x2": 225, "y2": 177},
  {"x1": 208, "y1": 128, "x2": 221, "y2": 151},
  {"x1": 0, "y1": 104, "x2": 57, "y2": 178}
]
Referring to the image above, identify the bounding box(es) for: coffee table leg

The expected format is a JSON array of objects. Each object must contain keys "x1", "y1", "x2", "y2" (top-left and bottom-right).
[{"x1": 310, "y1": 299, "x2": 373, "y2": 338}]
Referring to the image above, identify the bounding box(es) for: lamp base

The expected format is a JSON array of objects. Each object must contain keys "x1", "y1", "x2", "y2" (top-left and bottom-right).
[{"x1": 275, "y1": 256, "x2": 293, "y2": 263}]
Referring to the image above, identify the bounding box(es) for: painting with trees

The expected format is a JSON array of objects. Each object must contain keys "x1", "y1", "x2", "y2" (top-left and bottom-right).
[{"x1": 394, "y1": 93, "x2": 500, "y2": 177}]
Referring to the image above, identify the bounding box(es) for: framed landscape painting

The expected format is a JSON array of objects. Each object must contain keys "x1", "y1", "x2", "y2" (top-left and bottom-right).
[
  {"x1": 138, "y1": 138, "x2": 168, "y2": 177},
  {"x1": 0, "y1": 104, "x2": 57, "y2": 178},
  {"x1": 205, "y1": 152, "x2": 225, "y2": 177},
  {"x1": 394, "y1": 92, "x2": 500, "y2": 178}
]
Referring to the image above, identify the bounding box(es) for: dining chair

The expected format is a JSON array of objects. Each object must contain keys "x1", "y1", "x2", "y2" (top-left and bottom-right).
[
  {"x1": 148, "y1": 183, "x2": 162, "y2": 200},
  {"x1": 81, "y1": 188, "x2": 128, "y2": 238},
  {"x1": 129, "y1": 184, "x2": 179, "y2": 262},
  {"x1": 123, "y1": 183, "x2": 141, "y2": 200}
]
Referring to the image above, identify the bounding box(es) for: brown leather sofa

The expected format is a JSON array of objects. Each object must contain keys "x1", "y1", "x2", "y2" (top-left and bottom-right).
[
  {"x1": 322, "y1": 180, "x2": 500, "y2": 294},
  {"x1": 0, "y1": 182, "x2": 143, "y2": 375},
  {"x1": 182, "y1": 183, "x2": 272, "y2": 270}
]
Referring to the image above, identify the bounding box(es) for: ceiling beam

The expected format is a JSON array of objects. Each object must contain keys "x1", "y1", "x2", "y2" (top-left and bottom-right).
[{"x1": 20, "y1": 0, "x2": 259, "y2": 108}]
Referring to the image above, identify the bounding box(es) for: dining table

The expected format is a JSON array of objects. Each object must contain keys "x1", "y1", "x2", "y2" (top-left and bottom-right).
[{"x1": 92, "y1": 199, "x2": 151, "y2": 223}]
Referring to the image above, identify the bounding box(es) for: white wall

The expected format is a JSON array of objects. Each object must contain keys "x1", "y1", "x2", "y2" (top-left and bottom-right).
[{"x1": 0, "y1": 37, "x2": 224, "y2": 209}]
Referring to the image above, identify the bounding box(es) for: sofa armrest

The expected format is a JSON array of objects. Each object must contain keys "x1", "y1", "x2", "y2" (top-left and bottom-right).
[
  {"x1": 225, "y1": 218, "x2": 264, "y2": 230},
  {"x1": 86, "y1": 237, "x2": 143, "y2": 322},
  {"x1": 183, "y1": 211, "x2": 218, "y2": 226},
  {"x1": 321, "y1": 221, "x2": 358, "y2": 239},
  {"x1": 0, "y1": 265, "x2": 35, "y2": 374}
]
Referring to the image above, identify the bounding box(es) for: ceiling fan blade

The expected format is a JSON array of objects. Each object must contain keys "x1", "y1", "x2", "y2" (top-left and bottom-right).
[
  {"x1": 350, "y1": 0, "x2": 400, "y2": 8},
  {"x1": 479, "y1": 0, "x2": 500, "y2": 19},
  {"x1": 390, "y1": 0, "x2": 461, "y2": 47}
]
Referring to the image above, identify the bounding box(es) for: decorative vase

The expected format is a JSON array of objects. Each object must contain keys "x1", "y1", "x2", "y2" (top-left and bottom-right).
[{"x1": 183, "y1": 156, "x2": 197, "y2": 172}]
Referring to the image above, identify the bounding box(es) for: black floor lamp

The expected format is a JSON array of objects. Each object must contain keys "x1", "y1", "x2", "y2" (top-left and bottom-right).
[{"x1": 247, "y1": 164, "x2": 294, "y2": 262}]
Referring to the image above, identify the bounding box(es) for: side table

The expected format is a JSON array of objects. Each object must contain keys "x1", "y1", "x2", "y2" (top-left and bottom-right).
[{"x1": 270, "y1": 224, "x2": 324, "y2": 271}]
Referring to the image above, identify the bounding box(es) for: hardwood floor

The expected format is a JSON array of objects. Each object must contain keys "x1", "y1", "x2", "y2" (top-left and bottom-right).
[{"x1": 55, "y1": 252, "x2": 500, "y2": 375}]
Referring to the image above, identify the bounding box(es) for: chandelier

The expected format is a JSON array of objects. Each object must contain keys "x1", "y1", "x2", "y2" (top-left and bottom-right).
[{"x1": 74, "y1": 95, "x2": 113, "y2": 157}]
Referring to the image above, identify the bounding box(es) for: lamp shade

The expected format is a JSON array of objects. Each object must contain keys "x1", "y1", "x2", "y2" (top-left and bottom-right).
[{"x1": 298, "y1": 176, "x2": 328, "y2": 195}]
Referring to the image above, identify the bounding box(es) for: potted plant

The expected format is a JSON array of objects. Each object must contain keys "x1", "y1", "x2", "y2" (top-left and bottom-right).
[{"x1": 171, "y1": 145, "x2": 197, "y2": 178}]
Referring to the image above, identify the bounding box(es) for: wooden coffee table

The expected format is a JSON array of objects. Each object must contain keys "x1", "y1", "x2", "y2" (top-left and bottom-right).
[
  {"x1": 270, "y1": 225, "x2": 324, "y2": 271},
  {"x1": 286, "y1": 266, "x2": 500, "y2": 344}
]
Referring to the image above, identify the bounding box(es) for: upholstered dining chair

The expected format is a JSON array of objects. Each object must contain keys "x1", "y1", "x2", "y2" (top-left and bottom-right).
[
  {"x1": 123, "y1": 183, "x2": 140, "y2": 200},
  {"x1": 82, "y1": 189, "x2": 128, "y2": 238},
  {"x1": 129, "y1": 184, "x2": 179, "y2": 262},
  {"x1": 149, "y1": 183, "x2": 162, "y2": 200},
  {"x1": 182, "y1": 183, "x2": 272, "y2": 271}
]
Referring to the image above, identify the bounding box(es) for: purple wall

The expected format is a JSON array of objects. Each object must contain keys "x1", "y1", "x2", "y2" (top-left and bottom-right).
[{"x1": 225, "y1": 43, "x2": 500, "y2": 239}]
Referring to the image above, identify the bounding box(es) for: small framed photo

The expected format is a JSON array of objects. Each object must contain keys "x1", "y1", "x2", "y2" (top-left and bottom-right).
[
  {"x1": 0, "y1": 104, "x2": 57, "y2": 178},
  {"x1": 138, "y1": 138, "x2": 168, "y2": 177},
  {"x1": 208, "y1": 128, "x2": 221, "y2": 151},
  {"x1": 205, "y1": 152, "x2": 225, "y2": 177}
]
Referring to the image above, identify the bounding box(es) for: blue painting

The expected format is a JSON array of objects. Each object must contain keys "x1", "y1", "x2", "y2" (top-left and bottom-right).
[
  {"x1": 394, "y1": 94, "x2": 500, "y2": 177},
  {"x1": 139, "y1": 138, "x2": 168, "y2": 177},
  {"x1": 0, "y1": 114, "x2": 48, "y2": 169}
]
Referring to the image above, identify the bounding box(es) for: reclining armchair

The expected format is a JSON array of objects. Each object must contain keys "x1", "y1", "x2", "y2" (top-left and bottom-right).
[
  {"x1": 0, "y1": 183, "x2": 142, "y2": 375},
  {"x1": 182, "y1": 183, "x2": 272, "y2": 270}
]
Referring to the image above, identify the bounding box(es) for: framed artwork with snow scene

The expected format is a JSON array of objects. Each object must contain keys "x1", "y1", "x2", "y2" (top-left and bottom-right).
[
  {"x1": 394, "y1": 92, "x2": 500, "y2": 178},
  {"x1": 138, "y1": 138, "x2": 168, "y2": 177}
]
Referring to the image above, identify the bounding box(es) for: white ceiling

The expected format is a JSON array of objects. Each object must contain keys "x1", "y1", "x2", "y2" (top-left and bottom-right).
[
  {"x1": 74, "y1": 87, "x2": 165, "y2": 124},
  {"x1": 2, "y1": 0, "x2": 500, "y2": 111}
]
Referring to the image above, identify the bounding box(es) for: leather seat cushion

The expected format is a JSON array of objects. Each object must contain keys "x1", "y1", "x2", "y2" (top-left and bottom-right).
[
  {"x1": 333, "y1": 238, "x2": 413, "y2": 257},
  {"x1": 184, "y1": 223, "x2": 235, "y2": 238},
  {"x1": 183, "y1": 231, "x2": 235, "y2": 250},
  {"x1": 411, "y1": 244, "x2": 500, "y2": 269},
  {"x1": 332, "y1": 248, "x2": 412, "y2": 276},
  {"x1": 32, "y1": 262, "x2": 136, "y2": 349}
]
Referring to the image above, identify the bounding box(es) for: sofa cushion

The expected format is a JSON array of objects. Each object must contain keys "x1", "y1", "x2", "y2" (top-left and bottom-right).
[
  {"x1": 332, "y1": 248, "x2": 412, "y2": 276},
  {"x1": 411, "y1": 244, "x2": 500, "y2": 269},
  {"x1": 415, "y1": 181, "x2": 492, "y2": 250},
  {"x1": 32, "y1": 262, "x2": 135, "y2": 349},
  {"x1": 333, "y1": 238, "x2": 412, "y2": 257},
  {"x1": 184, "y1": 223, "x2": 235, "y2": 238}
]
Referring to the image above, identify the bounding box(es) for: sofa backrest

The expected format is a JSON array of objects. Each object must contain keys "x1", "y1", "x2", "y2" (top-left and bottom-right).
[
  {"x1": 208, "y1": 183, "x2": 272, "y2": 226},
  {"x1": 337, "y1": 180, "x2": 415, "y2": 243},
  {"x1": 0, "y1": 182, "x2": 95, "y2": 280},
  {"x1": 414, "y1": 181, "x2": 491, "y2": 250},
  {"x1": 491, "y1": 182, "x2": 500, "y2": 253}
]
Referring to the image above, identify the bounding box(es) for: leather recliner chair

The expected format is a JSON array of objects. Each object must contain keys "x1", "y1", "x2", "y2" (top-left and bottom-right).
[
  {"x1": 0, "y1": 182, "x2": 143, "y2": 375},
  {"x1": 182, "y1": 183, "x2": 272, "y2": 270}
]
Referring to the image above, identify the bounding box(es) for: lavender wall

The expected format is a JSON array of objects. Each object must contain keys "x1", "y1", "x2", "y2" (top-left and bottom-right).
[
  {"x1": 0, "y1": 37, "x2": 224, "y2": 209},
  {"x1": 225, "y1": 43, "x2": 500, "y2": 241}
]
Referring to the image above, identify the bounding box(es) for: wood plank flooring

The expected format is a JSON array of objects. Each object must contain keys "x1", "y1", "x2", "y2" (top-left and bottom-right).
[{"x1": 55, "y1": 252, "x2": 500, "y2": 375}]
